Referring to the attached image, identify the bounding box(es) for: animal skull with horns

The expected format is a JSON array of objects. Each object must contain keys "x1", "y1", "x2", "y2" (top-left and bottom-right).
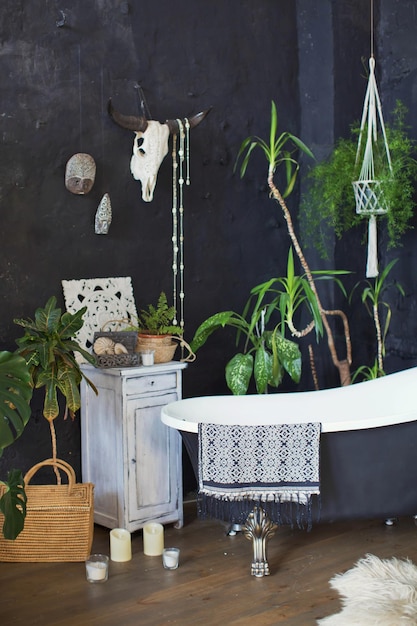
[{"x1": 108, "y1": 99, "x2": 210, "y2": 202}]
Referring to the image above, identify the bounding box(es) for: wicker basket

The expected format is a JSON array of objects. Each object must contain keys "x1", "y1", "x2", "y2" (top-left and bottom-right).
[
  {"x1": 0, "y1": 458, "x2": 94, "y2": 562},
  {"x1": 136, "y1": 334, "x2": 178, "y2": 364}
]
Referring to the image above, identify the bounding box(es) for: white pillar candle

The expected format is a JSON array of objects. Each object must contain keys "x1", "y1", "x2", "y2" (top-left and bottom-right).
[
  {"x1": 143, "y1": 522, "x2": 164, "y2": 556},
  {"x1": 110, "y1": 528, "x2": 132, "y2": 562}
]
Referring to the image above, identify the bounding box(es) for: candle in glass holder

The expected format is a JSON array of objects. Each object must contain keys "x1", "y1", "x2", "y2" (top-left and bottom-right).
[
  {"x1": 143, "y1": 522, "x2": 164, "y2": 556},
  {"x1": 85, "y1": 554, "x2": 109, "y2": 583},
  {"x1": 110, "y1": 528, "x2": 132, "y2": 562},
  {"x1": 162, "y1": 547, "x2": 180, "y2": 570},
  {"x1": 141, "y1": 350, "x2": 154, "y2": 366}
]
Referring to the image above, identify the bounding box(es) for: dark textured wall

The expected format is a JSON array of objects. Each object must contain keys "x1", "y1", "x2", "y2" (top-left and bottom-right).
[{"x1": 1, "y1": 1, "x2": 416, "y2": 491}]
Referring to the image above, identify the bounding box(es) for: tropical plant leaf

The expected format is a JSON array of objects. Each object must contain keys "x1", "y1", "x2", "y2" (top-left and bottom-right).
[
  {"x1": 34, "y1": 296, "x2": 61, "y2": 333},
  {"x1": 225, "y1": 353, "x2": 253, "y2": 395},
  {"x1": 190, "y1": 311, "x2": 242, "y2": 352},
  {"x1": 0, "y1": 352, "x2": 32, "y2": 454},
  {"x1": 0, "y1": 469, "x2": 27, "y2": 539},
  {"x1": 254, "y1": 347, "x2": 271, "y2": 394},
  {"x1": 267, "y1": 332, "x2": 302, "y2": 383}
]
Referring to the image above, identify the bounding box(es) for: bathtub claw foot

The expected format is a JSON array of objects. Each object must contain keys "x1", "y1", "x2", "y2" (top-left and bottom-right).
[{"x1": 244, "y1": 506, "x2": 278, "y2": 577}]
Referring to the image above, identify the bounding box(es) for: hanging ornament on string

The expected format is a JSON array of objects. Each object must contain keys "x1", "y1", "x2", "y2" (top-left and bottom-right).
[
  {"x1": 171, "y1": 118, "x2": 191, "y2": 338},
  {"x1": 352, "y1": 0, "x2": 393, "y2": 278}
]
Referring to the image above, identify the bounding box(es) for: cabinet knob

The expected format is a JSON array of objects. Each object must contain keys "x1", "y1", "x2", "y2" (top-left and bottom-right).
[{"x1": 131, "y1": 458, "x2": 136, "y2": 464}]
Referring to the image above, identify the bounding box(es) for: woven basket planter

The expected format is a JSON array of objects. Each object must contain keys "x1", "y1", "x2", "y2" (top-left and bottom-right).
[{"x1": 136, "y1": 334, "x2": 178, "y2": 364}]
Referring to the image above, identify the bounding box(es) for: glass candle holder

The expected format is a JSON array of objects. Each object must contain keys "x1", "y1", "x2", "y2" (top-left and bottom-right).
[
  {"x1": 85, "y1": 554, "x2": 109, "y2": 583},
  {"x1": 162, "y1": 547, "x2": 180, "y2": 570},
  {"x1": 140, "y1": 350, "x2": 155, "y2": 366}
]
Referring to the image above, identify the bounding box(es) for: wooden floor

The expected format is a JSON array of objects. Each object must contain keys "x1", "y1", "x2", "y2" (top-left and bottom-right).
[{"x1": 2, "y1": 502, "x2": 417, "y2": 625}]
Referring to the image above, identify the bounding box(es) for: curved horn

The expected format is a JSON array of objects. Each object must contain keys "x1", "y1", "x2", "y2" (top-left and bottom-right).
[
  {"x1": 108, "y1": 98, "x2": 148, "y2": 132},
  {"x1": 165, "y1": 107, "x2": 212, "y2": 134}
]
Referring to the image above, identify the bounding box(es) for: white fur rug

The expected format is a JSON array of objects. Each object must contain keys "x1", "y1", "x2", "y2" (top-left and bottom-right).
[{"x1": 317, "y1": 554, "x2": 417, "y2": 625}]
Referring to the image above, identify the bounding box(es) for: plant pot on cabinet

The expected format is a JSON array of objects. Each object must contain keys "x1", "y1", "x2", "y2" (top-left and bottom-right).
[{"x1": 136, "y1": 333, "x2": 177, "y2": 364}]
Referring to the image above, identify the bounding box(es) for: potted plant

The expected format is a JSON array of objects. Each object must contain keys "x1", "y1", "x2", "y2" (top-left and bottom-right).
[
  {"x1": 299, "y1": 101, "x2": 417, "y2": 260},
  {"x1": 127, "y1": 292, "x2": 184, "y2": 364},
  {"x1": 13, "y1": 296, "x2": 97, "y2": 462},
  {"x1": 0, "y1": 352, "x2": 33, "y2": 539}
]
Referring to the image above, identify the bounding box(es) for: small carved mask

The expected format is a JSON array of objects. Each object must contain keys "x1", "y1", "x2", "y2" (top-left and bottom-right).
[
  {"x1": 130, "y1": 121, "x2": 170, "y2": 202},
  {"x1": 65, "y1": 153, "x2": 96, "y2": 195}
]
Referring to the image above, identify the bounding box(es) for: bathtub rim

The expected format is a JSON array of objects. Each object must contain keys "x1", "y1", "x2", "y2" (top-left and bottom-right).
[{"x1": 161, "y1": 366, "x2": 417, "y2": 434}]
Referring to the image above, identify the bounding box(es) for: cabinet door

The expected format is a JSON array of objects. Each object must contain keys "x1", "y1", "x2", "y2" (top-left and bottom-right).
[{"x1": 126, "y1": 392, "x2": 181, "y2": 524}]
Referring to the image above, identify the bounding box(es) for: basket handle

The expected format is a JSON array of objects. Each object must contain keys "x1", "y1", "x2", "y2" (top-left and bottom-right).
[
  {"x1": 24, "y1": 458, "x2": 76, "y2": 493},
  {"x1": 101, "y1": 318, "x2": 133, "y2": 331},
  {"x1": 169, "y1": 336, "x2": 197, "y2": 363}
]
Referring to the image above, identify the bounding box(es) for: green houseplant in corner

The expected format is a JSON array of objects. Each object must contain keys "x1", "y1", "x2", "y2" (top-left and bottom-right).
[{"x1": 0, "y1": 352, "x2": 33, "y2": 539}]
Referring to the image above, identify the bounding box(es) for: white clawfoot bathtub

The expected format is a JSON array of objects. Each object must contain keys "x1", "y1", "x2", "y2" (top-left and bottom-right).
[{"x1": 161, "y1": 366, "x2": 417, "y2": 522}]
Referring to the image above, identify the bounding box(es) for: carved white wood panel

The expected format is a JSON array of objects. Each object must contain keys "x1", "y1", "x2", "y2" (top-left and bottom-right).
[{"x1": 62, "y1": 276, "x2": 138, "y2": 362}]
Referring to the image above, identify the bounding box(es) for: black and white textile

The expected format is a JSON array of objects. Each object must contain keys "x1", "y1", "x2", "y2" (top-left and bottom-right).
[{"x1": 198, "y1": 422, "x2": 321, "y2": 527}]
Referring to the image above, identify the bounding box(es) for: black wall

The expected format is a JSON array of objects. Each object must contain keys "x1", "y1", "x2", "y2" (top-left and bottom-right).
[{"x1": 1, "y1": 1, "x2": 416, "y2": 490}]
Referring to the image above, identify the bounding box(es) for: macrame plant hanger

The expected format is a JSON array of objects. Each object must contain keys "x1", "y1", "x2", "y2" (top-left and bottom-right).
[{"x1": 352, "y1": 0, "x2": 393, "y2": 278}]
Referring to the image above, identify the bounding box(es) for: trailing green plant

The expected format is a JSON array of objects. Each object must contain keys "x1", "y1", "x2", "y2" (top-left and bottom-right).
[
  {"x1": 300, "y1": 101, "x2": 417, "y2": 259},
  {"x1": 128, "y1": 292, "x2": 183, "y2": 336},
  {"x1": 350, "y1": 258, "x2": 404, "y2": 376},
  {"x1": 14, "y1": 296, "x2": 97, "y2": 460},
  {"x1": 236, "y1": 100, "x2": 352, "y2": 386},
  {"x1": 0, "y1": 351, "x2": 33, "y2": 539}
]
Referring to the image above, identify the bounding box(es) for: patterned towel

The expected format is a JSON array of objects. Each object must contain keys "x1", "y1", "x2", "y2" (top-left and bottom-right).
[{"x1": 198, "y1": 422, "x2": 321, "y2": 527}]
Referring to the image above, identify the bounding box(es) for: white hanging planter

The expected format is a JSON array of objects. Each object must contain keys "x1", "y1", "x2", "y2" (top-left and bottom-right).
[
  {"x1": 352, "y1": 179, "x2": 388, "y2": 216},
  {"x1": 352, "y1": 56, "x2": 393, "y2": 278}
]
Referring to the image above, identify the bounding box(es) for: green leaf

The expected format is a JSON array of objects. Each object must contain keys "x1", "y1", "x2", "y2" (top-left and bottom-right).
[
  {"x1": 268, "y1": 332, "x2": 302, "y2": 383},
  {"x1": 225, "y1": 353, "x2": 253, "y2": 395},
  {"x1": 0, "y1": 469, "x2": 27, "y2": 539},
  {"x1": 254, "y1": 347, "x2": 271, "y2": 394},
  {"x1": 190, "y1": 311, "x2": 238, "y2": 352},
  {"x1": 0, "y1": 352, "x2": 32, "y2": 454},
  {"x1": 34, "y1": 296, "x2": 61, "y2": 333}
]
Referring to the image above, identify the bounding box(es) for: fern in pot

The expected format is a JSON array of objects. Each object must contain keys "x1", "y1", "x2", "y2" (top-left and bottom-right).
[{"x1": 128, "y1": 292, "x2": 185, "y2": 364}]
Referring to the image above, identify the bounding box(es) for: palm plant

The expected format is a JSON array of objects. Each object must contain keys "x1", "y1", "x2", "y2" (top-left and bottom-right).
[
  {"x1": 351, "y1": 258, "x2": 404, "y2": 378},
  {"x1": 236, "y1": 101, "x2": 352, "y2": 386}
]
